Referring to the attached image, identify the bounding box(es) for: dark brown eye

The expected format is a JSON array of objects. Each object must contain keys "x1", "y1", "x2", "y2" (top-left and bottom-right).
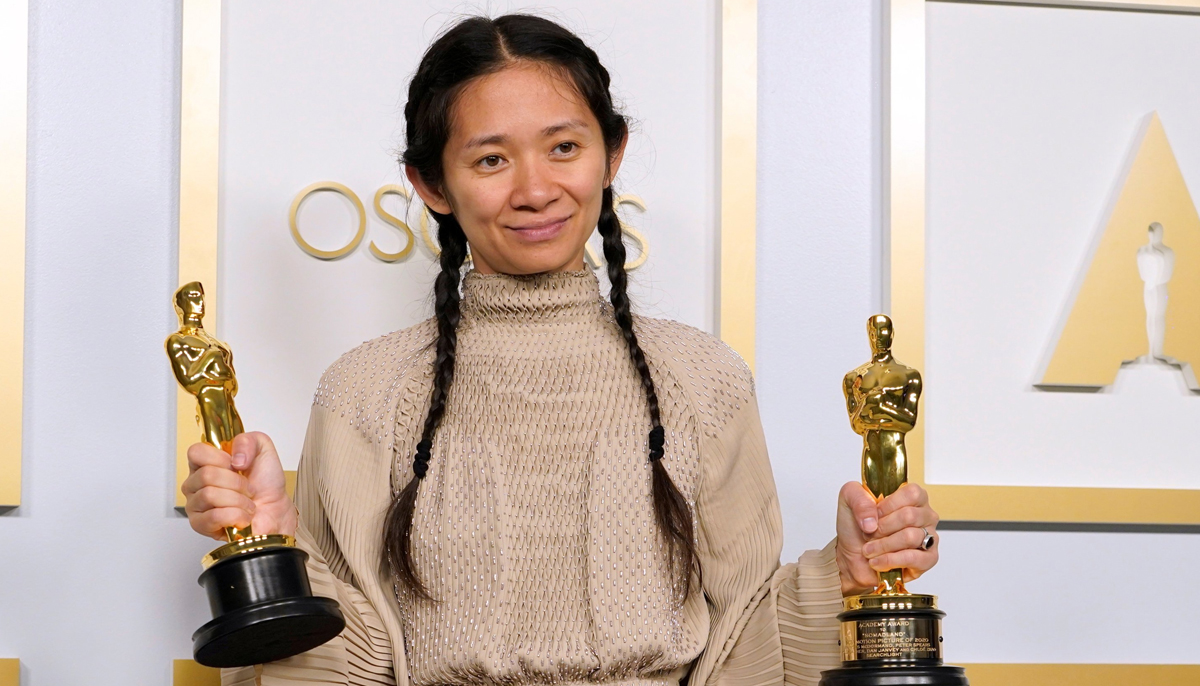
[
  {"x1": 555, "y1": 142, "x2": 576, "y2": 154},
  {"x1": 479, "y1": 155, "x2": 502, "y2": 168}
]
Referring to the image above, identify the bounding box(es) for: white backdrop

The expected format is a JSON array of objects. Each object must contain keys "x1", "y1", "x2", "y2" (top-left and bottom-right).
[
  {"x1": 1, "y1": 1, "x2": 1197, "y2": 683},
  {"x1": 925, "y1": 1, "x2": 1200, "y2": 489},
  {"x1": 219, "y1": 0, "x2": 719, "y2": 469}
]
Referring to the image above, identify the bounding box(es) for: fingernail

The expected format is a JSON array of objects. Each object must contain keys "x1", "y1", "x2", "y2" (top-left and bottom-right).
[
  {"x1": 862, "y1": 543, "x2": 875, "y2": 557},
  {"x1": 861, "y1": 517, "x2": 877, "y2": 533},
  {"x1": 249, "y1": 502, "x2": 256, "y2": 512},
  {"x1": 232, "y1": 452, "x2": 247, "y2": 469}
]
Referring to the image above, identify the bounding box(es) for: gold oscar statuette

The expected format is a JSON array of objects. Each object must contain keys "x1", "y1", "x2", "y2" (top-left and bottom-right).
[
  {"x1": 168, "y1": 282, "x2": 344, "y2": 668},
  {"x1": 819, "y1": 315, "x2": 968, "y2": 686}
]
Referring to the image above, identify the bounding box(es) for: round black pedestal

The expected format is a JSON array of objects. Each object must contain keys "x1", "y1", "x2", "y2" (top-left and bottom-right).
[
  {"x1": 819, "y1": 664, "x2": 968, "y2": 686},
  {"x1": 194, "y1": 546, "x2": 345, "y2": 668}
]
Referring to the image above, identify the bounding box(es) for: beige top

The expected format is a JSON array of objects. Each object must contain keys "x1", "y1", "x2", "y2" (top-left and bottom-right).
[{"x1": 223, "y1": 270, "x2": 843, "y2": 686}]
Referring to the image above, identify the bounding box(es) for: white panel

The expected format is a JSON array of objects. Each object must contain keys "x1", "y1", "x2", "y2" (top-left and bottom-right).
[
  {"x1": 925, "y1": 528, "x2": 1200, "y2": 663},
  {"x1": 754, "y1": 0, "x2": 1200, "y2": 668},
  {"x1": 219, "y1": 0, "x2": 718, "y2": 468},
  {"x1": 756, "y1": 0, "x2": 882, "y2": 559},
  {"x1": 926, "y1": 2, "x2": 1200, "y2": 489}
]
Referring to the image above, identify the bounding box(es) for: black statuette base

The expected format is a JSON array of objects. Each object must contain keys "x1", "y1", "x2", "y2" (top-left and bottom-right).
[
  {"x1": 820, "y1": 596, "x2": 968, "y2": 686},
  {"x1": 819, "y1": 663, "x2": 967, "y2": 686},
  {"x1": 194, "y1": 546, "x2": 345, "y2": 668}
]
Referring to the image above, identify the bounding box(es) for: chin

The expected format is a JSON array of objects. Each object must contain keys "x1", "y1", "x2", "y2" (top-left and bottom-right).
[{"x1": 493, "y1": 240, "x2": 586, "y2": 275}]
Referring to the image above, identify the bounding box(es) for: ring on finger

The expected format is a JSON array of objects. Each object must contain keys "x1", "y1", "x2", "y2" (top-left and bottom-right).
[{"x1": 920, "y1": 527, "x2": 935, "y2": 551}]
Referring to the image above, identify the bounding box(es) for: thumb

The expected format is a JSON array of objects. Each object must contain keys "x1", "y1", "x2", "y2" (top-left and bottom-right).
[
  {"x1": 229, "y1": 431, "x2": 270, "y2": 472},
  {"x1": 840, "y1": 481, "x2": 879, "y2": 535}
]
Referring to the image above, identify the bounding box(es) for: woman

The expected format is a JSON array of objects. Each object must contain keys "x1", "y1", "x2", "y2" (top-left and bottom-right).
[{"x1": 182, "y1": 14, "x2": 940, "y2": 686}]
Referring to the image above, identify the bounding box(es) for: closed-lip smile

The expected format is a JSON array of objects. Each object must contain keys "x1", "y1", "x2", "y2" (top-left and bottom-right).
[{"x1": 507, "y1": 214, "x2": 572, "y2": 241}]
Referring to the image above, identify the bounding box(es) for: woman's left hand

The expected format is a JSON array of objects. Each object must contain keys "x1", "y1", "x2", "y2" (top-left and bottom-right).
[{"x1": 834, "y1": 481, "x2": 939, "y2": 597}]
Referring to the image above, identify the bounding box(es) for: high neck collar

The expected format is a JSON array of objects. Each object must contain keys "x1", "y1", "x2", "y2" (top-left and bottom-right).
[{"x1": 460, "y1": 268, "x2": 604, "y2": 324}]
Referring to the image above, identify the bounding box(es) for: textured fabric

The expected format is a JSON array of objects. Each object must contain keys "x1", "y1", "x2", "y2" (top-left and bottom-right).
[{"x1": 222, "y1": 269, "x2": 842, "y2": 686}]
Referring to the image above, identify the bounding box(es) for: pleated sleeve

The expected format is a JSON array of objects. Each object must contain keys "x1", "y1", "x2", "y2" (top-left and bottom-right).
[
  {"x1": 689, "y1": 388, "x2": 844, "y2": 686},
  {"x1": 220, "y1": 401, "x2": 405, "y2": 686}
]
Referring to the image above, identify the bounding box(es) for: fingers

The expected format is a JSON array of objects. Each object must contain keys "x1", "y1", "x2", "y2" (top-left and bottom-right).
[
  {"x1": 188, "y1": 484, "x2": 257, "y2": 516},
  {"x1": 191, "y1": 507, "x2": 254, "y2": 541},
  {"x1": 181, "y1": 464, "x2": 249, "y2": 499},
  {"x1": 840, "y1": 481, "x2": 880, "y2": 535},
  {"x1": 877, "y1": 482, "x2": 928, "y2": 517},
  {"x1": 182, "y1": 468, "x2": 254, "y2": 541},
  {"x1": 876, "y1": 487, "x2": 938, "y2": 537},
  {"x1": 867, "y1": 545, "x2": 938, "y2": 577},
  {"x1": 186, "y1": 442, "x2": 230, "y2": 474},
  {"x1": 182, "y1": 433, "x2": 282, "y2": 541},
  {"x1": 862, "y1": 525, "x2": 934, "y2": 559}
]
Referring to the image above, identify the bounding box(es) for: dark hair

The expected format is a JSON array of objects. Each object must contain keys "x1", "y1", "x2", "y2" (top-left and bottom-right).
[{"x1": 385, "y1": 13, "x2": 696, "y2": 601}]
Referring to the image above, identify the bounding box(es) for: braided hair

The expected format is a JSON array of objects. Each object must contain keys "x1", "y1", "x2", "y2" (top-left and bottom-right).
[{"x1": 384, "y1": 13, "x2": 696, "y2": 601}]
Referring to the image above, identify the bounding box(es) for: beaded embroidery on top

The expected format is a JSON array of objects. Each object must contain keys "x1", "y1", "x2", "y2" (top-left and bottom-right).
[{"x1": 315, "y1": 269, "x2": 757, "y2": 686}]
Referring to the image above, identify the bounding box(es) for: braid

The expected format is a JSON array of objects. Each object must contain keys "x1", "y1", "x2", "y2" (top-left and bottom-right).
[
  {"x1": 383, "y1": 212, "x2": 468, "y2": 599},
  {"x1": 390, "y1": 12, "x2": 698, "y2": 600},
  {"x1": 598, "y1": 187, "x2": 697, "y2": 596}
]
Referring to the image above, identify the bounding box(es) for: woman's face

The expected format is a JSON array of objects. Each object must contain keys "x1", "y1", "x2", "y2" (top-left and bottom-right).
[{"x1": 407, "y1": 61, "x2": 626, "y2": 275}]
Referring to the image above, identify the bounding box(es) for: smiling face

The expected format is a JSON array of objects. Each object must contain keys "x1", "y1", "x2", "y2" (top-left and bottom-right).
[{"x1": 406, "y1": 60, "x2": 626, "y2": 275}]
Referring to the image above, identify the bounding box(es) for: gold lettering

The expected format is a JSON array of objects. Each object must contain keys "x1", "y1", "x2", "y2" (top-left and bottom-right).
[
  {"x1": 418, "y1": 202, "x2": 440, "y2": 257},
  {"x1": 370, "y1": 185, "x2": 417, "y2": 262},
  {"x1": 289, "y1": 182, "x2": 366, "y2": 260},
  {"x1": 290, "y1": 184, "x2": 652, "y2": 269},
  {"x1": 616, "y1": 194, "x2": 650, "y2": 270},
  {"x1": 585, "y1": 193, "x2": 651, "y2": 271}
]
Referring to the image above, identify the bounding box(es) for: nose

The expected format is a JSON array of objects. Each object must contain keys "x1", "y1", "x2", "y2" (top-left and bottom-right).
[{"x1": 509, "y1": 158, "x2": 560, "y2": 211}]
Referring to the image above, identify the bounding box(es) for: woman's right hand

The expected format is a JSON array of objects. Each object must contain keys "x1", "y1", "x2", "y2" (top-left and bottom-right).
[{"x1": 182, "y1": 431, "x2": 298, "y2": 540}]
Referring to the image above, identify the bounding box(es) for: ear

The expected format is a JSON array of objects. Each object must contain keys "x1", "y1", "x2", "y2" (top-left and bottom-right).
[
  {"x1": 603, "y1": 129, "x2": 629, "y2": 189},
  {"x1": 404, "y1": 164, "x2": 453, "y2": 215}
]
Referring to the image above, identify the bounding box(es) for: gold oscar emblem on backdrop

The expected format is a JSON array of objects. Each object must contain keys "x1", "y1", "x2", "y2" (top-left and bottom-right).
[
  {"x1": 1040, "y1": 112, "x2": 1200, "y2": 390},
  {"x1": 167, "y1": 282, "x2": 344, "y2": 667},
  {"x1": 288, "y1": 182, "x2": 651, "y2": 269},
  {"x1": 819, "y1": 315, "x2": 967, "y2": 686}
]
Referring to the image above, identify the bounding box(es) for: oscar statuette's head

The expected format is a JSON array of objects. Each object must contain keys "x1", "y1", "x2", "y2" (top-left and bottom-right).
[
  {"x1": 867, "y1": 314, "x2": 893, "y2": 357},
  {"x1": 1149, "y1": 221, "x2": 1165, "y2": 246},
  {"x1": 174, "y1": 281, "x2": 205, "y2": 325}
]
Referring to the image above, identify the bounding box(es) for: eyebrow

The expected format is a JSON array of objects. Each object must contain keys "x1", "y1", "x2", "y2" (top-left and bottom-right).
[{"x1": 463, "y1": 119, "x2": 588, "y2": 149}]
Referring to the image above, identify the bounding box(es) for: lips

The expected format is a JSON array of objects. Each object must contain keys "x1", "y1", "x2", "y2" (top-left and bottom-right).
[{"x1": 508, "y1": 215, "x2": 571, "y2": 242}]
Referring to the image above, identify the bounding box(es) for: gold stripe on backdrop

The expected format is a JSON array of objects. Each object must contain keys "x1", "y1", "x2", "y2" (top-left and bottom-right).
[
  {"x1": 719, "y1": 0, "x2": 758, "y2": 370},
  {"x1": 0, "y1": 660, "x2": 17, "y2": 686},
  {"x1": 963, "y1": 664, "x2": 1200, "y2": 685},
  {"x1": 0, "y1": 0, "x2": 28, "y2": 507},
  {"x1": 889, "y1": 0, "x2": 1200, "y2": 524},
  {"x1": 948, "y1": 0, "x2": 1200, "y2": 13},
  {"x1": 173, "y1": 659, "x2": 218, "y2": 686},
  {"x1": 176, "y1": 0, "x2": 222, "y2": 507}
]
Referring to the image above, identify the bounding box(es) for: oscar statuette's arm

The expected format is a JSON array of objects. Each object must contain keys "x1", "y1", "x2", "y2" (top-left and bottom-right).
[
  {"x1": 859, "y1": 379, "x2": 920, "y2": 431},
  {"x1": 843, "y1": 373, "x2": 868, "y2": 435},
  {"x1": 900, "y1": 374, "x2": 922, "y2": 427},
  {"x1": 167, "y1": 337, "x2": 212, "y2": 389},
  {"x1": 220, "y1": 342, "x2": 238, "y2": 396},
  {"x1": 869, "y1": 401, "x2": 914, "y2": 430}
]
